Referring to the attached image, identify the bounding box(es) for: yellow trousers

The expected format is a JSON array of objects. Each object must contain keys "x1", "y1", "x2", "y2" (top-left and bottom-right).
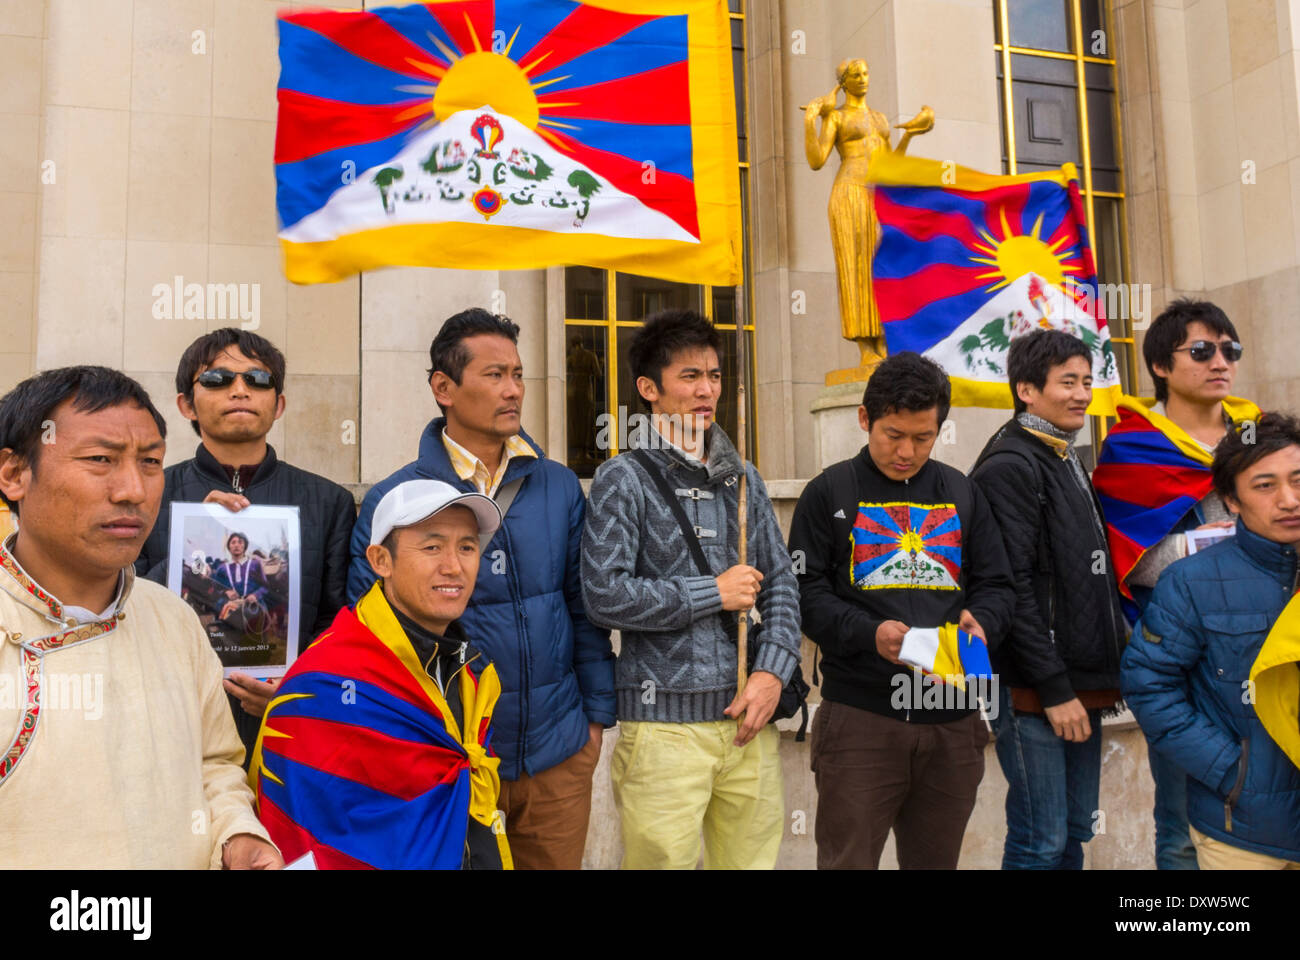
[
  {"x1": 611, "y1": 720, "x2": 783, "y2": 869},
  {"x1": 1190, "y1": 826, "x2": 1300, "y2": 870}
]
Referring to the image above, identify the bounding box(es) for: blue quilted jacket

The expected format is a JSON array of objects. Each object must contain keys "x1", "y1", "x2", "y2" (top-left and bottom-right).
[
  {"x1": 347, "y1": 419, "x2": 615, "y2": 780},
  {"x1": 1122, "y1": 520, "x2": 1300, "y2": 860}
]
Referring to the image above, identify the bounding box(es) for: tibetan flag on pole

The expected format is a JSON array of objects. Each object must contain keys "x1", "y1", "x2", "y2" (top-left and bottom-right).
[
  {"x1": 899, "y1": 623, "x2": 993, "y2": 691},
  {"x1": 869, "y1": 151, "x2": 1121, "y2": 413},
  {"x1": 274, "y1": 0, "x2": 741, "y2": 285},
  {"x1": 1093, "y1": 395, "x2": 1260, "y2": 608}
]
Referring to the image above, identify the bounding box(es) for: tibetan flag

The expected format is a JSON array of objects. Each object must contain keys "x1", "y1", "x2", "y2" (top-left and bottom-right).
[
  {"x1": 251, "y1": 584, "x2": 511, "y2": 869},
  {"x1": 869, "y1": 151, "x2": 1121, "y2": 413},
  {"x1": 1093, "y1": 395, "x2": 1260, "y2": 605},
  {"x1": 1250, "y1": 593, "x2": 1300, "y2": 772},
  {"x1": 899, "y1": 623, "x2": 993, "y2": 691},
  {"x1": 274, "y1": 0, "x2": 741, "y2": 285}
]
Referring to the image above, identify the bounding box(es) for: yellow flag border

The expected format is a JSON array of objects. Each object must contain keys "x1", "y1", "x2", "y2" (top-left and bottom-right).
[{"x1": 1250, "y1": 593, "x2": 1300, "y2": 771}]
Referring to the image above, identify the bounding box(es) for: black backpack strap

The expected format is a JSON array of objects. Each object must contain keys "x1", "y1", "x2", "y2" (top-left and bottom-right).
[{"x1": 630, "y1": 449, "x2": 712, "y2": 578}]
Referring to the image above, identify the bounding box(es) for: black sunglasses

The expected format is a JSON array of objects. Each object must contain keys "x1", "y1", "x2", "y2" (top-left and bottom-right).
[
  {"x1": 194, "y1": 368, "x2": 276, "y2": 390},
  {"x1": 1172, "y1": 340, "x2": 1243, "y2": 363}
]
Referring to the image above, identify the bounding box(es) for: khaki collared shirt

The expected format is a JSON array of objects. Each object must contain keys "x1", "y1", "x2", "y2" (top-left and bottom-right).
[{"x1": 441, "y1": 430, "x2": 536, "y2": 497}]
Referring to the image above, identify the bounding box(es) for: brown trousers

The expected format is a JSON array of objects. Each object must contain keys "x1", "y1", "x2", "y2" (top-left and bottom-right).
[
  {"x1": 497, "y1": 732, "x2": 600, "y2": 870},
  {"x1": 810, "y1": 700, "x2": 986, "y2": 869}
]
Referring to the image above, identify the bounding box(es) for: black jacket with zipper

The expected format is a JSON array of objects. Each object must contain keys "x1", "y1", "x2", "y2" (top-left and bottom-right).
[
  {"x1": 135, "y1": 442, "x2": 357, "y2": 757},
  {"x1": 969, "y1": 419, "x2": 1128, "y2": 706},
  {"x1": 789, "y1": 447, "x2": 1016, "y2": 722}
]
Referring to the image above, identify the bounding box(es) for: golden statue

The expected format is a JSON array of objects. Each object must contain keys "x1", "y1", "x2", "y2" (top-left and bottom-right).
[{"x1": 804, "y1": 57, "x2": 934, "y2": 381}]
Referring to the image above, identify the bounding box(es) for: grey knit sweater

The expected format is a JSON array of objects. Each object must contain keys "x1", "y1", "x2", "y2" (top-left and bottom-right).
[{"x1": 580, "y1": 426, "x2": 802, "y2": 723}]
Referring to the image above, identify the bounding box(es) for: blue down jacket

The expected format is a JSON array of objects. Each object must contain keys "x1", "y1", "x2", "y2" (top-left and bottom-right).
[
  {"x1": 347, "y1": 419, "x2": 615, "y2": 780},
  {"x1": 1122, "y1": 520, "x2": 1300, "y2": 860}
]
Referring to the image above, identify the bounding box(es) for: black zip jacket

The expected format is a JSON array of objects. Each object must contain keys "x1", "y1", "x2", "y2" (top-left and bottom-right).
[
  {"x1": 969, "y1": 419, "x2": 1128, "y2": 706},
  {"x1": 135, "y1": 443, "x2": 357, "y2": 756},
  {"x1": 789, "y1": 447, "x2": 1015, "y2": 722}
]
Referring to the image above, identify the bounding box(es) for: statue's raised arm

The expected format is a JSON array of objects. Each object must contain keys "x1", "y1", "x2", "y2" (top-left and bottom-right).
[{"x1": 803, "y1": 58, "x2": 934, "y2": 376}]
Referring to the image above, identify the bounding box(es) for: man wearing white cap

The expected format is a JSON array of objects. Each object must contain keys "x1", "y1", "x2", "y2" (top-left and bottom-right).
[{"x1": 251, "y1": 479, "x2": 513, "y2": 869}]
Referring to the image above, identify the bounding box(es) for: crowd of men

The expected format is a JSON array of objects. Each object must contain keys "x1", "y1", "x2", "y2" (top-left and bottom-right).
[{"x1": 0, "y1": 297, "x2": 1296, "y2": 870}]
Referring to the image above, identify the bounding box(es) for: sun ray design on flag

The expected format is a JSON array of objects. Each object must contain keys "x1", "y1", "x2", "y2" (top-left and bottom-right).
[
  {"x1": 967, "y1": 207, "x2": 1085, "y2": 297},
  {"x1": 849, "y1": 503, "x2": 962, "y2": 591},
  {"x1": 274, "y1": 0, "x2": 700, "y2": 239}
]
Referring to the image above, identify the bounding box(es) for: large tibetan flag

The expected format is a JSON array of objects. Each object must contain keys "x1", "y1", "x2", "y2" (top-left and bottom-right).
[
  {"x1": 251, "y1": 584, "x2": 511, "y2": 869},
  {"x1": 1093, "y1": 395, "x2": 1260, "y2": 605},
  {"x1": 870, "y1": 152, "x2": 1121, "y2": 412},
  {"x1": 899, "y1": 623, "x2": 993, "y2": 691},
  {"x1": 1250, "y1": 593, "x2": 1300, "y2": 772},
  {"x1": 274, "y1": 0, "x2": 741, "y2": 285}
]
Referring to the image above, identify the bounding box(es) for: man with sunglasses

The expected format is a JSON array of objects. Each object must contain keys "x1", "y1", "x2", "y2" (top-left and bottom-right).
[
  {"x1": 1093, "y1": 298, "x2": 1260, "y2": 870},
  {"x1": 135, "y1": 329, "x2": 357, "y2": 764}
]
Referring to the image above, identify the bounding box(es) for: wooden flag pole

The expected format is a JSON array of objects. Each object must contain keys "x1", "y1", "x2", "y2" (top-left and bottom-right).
[{"x1": 734, "y1": 285, "x2": 749, "y2": 707}]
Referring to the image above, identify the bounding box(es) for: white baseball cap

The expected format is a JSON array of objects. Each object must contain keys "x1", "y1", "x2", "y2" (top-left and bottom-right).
[{"x1": 369, "y1": 479, "x2": 502, "y2": 547}]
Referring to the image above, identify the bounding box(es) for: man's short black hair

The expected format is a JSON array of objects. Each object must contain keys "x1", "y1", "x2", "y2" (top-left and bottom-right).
[
  {"x1": 226, "y1": 531, "x2": 248, "y2": 549},
  {"x1": 627, "y1": 309, "x2": 721, "y2": 410},
  {"x1": 0, "y1": 365, "x2": 167, "y2": 514},
  {"x1": 1212, "y1": 412, "x2": 1300, "y2": 501},
  {"x1": 1007, "y1": 329, "x2": 1094, "y2": 414},
  {"x1": 175, "y1": 328, "x2": 287, "y2": 436},
  {"x1": 1143, "y1": 299, "x2": 1239, "y2": 404},
  {"x1": 427, "y1": 308, "x2": 521, "y2": 413},
  {"x1": 862, "y1": 352, "x2": 951, "y2": 427}
]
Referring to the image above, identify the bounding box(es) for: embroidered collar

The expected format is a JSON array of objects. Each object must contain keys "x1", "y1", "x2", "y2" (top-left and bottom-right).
[
  {"x1": 0, "y1": 532, "x2": 134, "y2": 626},
  {"x1": 0, "y1": 533, "x2": 134, "y2": 789}
]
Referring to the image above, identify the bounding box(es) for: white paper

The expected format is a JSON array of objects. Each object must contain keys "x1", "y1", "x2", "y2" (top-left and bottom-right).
[
  {"x1": 899, "y1": 627, "x2": 941, "y2": 673},
  {"x1": 1185, "y1": 526, "x2": 1235, "y2": 556}
]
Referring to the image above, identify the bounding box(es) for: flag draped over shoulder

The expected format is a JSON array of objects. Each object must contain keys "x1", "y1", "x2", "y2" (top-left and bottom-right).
[
  {"x1": 1093, "y1": 395, "x2": 1260, "y2": 603},
  {"x1": 869, "y1": 151, "x2": 1121, "y2": 413},
  {"x1": 900, "y1": 623, "x2": 993, "y2": 691},
  {"x1": 1250, "y1": 593, "x2": 1300, "y2": 772},
  {"x1": 251, "y1": 583, "x2": 509, "y2": 869},
  {"x1": 274, "y1": 0, "x2": 741, "y2": 285}
]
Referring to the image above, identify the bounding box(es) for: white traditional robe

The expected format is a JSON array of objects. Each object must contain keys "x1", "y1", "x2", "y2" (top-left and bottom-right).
[{"x1": 0, "y1": 539, "x2": 272, "y2": 868}]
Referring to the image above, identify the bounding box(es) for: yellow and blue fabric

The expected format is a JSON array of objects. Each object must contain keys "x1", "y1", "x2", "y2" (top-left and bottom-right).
[
  {"x1": 442, "y1": 431, "x2": 536, "y2": 497},
  {"x1": 1250, "y1": 592, "x2": 1300, "y2": 772},
  {"x1": 868, "y1": 151, "x2": 1121, "y2": 413},
  {"x1": 1093, "y1": 395, "x2": 1260, "y2": 608},
  {"x1": 251, "y1": 583, "x2": 511, "y2": 869},
  {"x1": 899, "y1": 622, "x2": 993, "y2": 691},
  {"x1": 274, "y1": 0, "x2": 741, "y2": 285}
]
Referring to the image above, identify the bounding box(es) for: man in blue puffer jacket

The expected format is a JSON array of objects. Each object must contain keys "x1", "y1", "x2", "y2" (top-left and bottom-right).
[
  {"x1": 348, "y1": 309, "x2": 615, "y2": 869},
  {"x1": 1123, "y1": 411, "x2": 1300, "y2": 868}
]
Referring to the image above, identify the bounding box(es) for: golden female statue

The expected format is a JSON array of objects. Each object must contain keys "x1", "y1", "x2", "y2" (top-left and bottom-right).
[{"x1": 805, "y1": 58, "x2": 934, "y2": 373}]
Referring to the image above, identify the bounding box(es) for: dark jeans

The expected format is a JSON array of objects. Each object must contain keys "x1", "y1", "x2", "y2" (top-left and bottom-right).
[
  {"x1": 1148, "y1": 743, "x2": 1199, "y2": 870},
  {"x1": 990, "y1": 685, "x2": 1102, "y2": 870},
  {"x1": 810, "y1": 699, "x2": 986, "y2": 869}
]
